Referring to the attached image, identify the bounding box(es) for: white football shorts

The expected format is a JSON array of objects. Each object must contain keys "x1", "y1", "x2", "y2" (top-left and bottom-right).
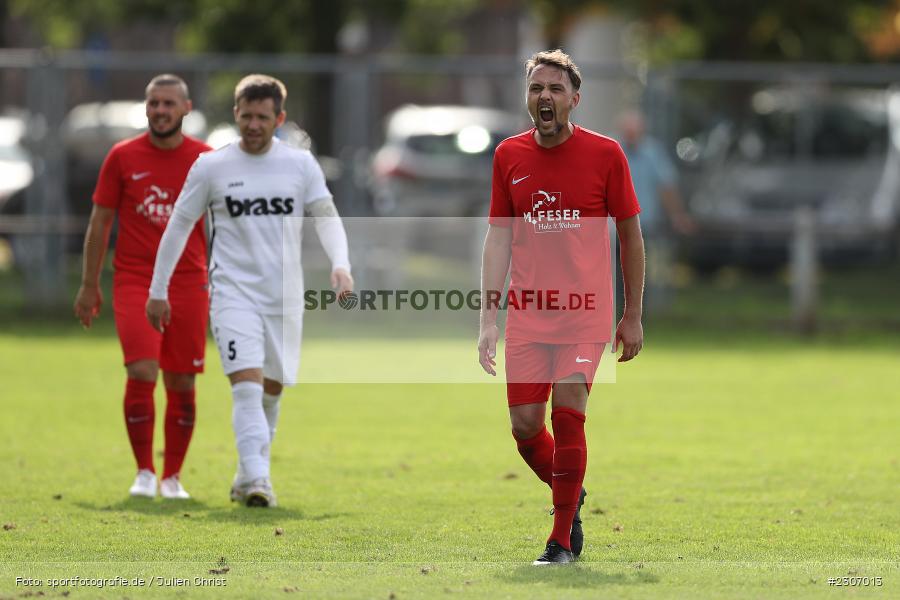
[{"x1": 211, "y1": 306, "x2": 303, "y2": 385}]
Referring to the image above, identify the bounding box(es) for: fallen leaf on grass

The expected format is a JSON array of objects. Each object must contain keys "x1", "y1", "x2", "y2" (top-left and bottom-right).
[
  {"x1": 275, "y1": 527, "x2": 284, "y2": 536},
  {"x1": 3, "y1": 523, "x2": 16, "y2": 530},
  {"x1": 612, "y1": 523, "x2": 624, "y2": 532}
]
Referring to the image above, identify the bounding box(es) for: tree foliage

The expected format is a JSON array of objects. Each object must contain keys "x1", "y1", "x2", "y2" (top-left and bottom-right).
[
  {"x1": 8, "y1": 0, "x2": 900, "y2": 63},
  {"x1": 535, "y1": 0, "x2": 898, "y2": 64}
]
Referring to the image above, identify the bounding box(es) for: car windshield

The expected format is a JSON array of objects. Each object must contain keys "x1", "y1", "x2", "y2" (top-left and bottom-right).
[
  {"x1": 0, "y1": 144, "x2": 28, "y2": 161},
  {"x1": 405, "y1": 131, "x2": 506, "y2": 157},
  {"x1": 737, "y1": 92, "x2": 888, "y2": 161}
]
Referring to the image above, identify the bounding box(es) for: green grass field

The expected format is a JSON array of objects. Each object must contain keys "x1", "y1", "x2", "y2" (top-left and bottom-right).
[{"x1": 0, "y1": 328, "x2": 898, "y2": 599}]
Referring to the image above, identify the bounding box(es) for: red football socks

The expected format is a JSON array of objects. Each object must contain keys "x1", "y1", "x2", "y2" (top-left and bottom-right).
[
  {"x1": 514, "y1": 425, "x2": 555, "y2": 486},
  {"x1": 124, "y1": 378, "x2": 156, "y2": 472},
  {"x1": 162, "y1": 388, "x2": 196, "y2": 480},
  {"x1": 548, "y1": 407, "x2": 587, "y2": 550}
]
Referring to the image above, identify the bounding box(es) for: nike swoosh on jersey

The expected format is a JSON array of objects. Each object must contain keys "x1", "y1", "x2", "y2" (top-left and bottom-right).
[
  {"x1": 575, "y1": 357, "x2": 592, "y2": 363},
  {"x1": 132, "y1": 171, "x2": 152, "y2": 180},
  {"x1": 512, "y1": 175, "x2": 530, "y2": 185}
]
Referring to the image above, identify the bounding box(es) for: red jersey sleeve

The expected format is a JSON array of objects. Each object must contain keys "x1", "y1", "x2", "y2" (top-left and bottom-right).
[
  {"x1": 488, "y1": 144, "x2": 514, "y2": 226},
  {"x1": 606, "y1": 142, "x2": 641, "y2": 220},
  {"x1": 92, "y1": 145, "x2": 123, "y2": 209}
]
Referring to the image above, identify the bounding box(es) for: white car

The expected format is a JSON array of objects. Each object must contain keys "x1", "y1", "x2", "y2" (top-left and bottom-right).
[
  {"x1": 370, "y1": 104, "x2": 522, "y2": 217},
  {"x1": 0, "y1": 114, "x2": 34, "y2": 212}
]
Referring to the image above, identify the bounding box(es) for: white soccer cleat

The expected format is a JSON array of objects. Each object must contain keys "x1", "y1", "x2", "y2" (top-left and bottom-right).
[
  {"x1": 160, "y1": 475, "x2": 191, "y2": 500},
  {"x1": 230, "y1": 462, "x2": 251, "y2": 503},
  {"x1": 129, "y1": 469, "x2": 158, "y2": 498},
  {"x1": 244, "y1": 477, "x2": 277, "y2": 508},
  {"x1": 230, "y1": 474, "x2": 251, "y2": 503}
]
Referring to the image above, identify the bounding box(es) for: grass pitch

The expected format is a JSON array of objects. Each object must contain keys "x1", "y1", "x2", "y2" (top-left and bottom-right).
[{"x1": 0, "y1": 330, "x2": 898, "y2": 599}]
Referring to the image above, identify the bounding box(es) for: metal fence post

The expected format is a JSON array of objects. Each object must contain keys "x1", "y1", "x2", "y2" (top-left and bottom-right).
[
  {"x1": 790, "y1": 206, "x2": 818, "y2": 333},
  {"x1": 21, "y1": 50, "x2": 68, "y2": 310}
]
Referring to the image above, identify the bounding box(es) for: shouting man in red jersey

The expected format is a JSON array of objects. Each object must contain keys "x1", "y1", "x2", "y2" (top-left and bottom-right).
[
  {"x1": 74, "y1": 75, "x2": 212, "y2": 500},
  {"x1": 478, "y1": 50, "x2": 645, "y2": 565}
]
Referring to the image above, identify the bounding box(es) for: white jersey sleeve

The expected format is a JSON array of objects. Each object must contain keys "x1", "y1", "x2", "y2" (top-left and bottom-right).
[
  {"x1": 149, "y1": 157, "x2": 211, "y2": 300},
  {"x1": 306, "y1": 198, "x2": 351, "y2": 273},
  {"x1": 299, "y1": 153, "x2": 350, "y2": 273},
  {"x1": 300, "y1": 153, "x2": 333, "y2": 206}
]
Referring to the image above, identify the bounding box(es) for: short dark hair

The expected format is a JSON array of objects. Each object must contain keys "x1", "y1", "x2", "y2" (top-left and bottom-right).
[
  {"x1": 525, "y1": 49, "x2": 582, "y2": 91},
  {"x1": 145, "y1": 74, "x2": 189, "y2": 99},
  {"x1": 234, "y1": 74, "x2": 287, "y2": 114}
]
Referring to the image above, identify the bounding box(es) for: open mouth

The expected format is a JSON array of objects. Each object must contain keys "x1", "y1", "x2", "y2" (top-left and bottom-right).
[{"x1": 539, "y1": 105, "x2": 554, "y2": 123}]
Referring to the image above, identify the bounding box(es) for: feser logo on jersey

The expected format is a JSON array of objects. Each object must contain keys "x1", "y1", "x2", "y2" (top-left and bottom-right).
[
  {"x1": 137, "y1": 185, "x2": 176, "y2": 226},
  {"x1": 225, "y1": 195, "x2": 295, "y2": 217},
  {"x1": 523, "y1": 190, "x2": 581, "y2": 233}
]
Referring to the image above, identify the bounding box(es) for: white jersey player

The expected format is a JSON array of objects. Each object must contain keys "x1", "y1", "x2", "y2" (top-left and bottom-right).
[{"x1": 147, "y1": 74, "x2": 353, "y2": 507}]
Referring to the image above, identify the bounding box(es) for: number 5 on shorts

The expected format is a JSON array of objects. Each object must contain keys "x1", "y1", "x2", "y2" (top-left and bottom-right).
[{"x1": 228, "y1": 340, "x2": 236, "y2": 360}]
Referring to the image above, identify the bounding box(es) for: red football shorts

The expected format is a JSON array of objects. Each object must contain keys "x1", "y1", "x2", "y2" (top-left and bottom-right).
[
  {"x1": 113, "y1": 279, "x2": 209, "y2": 373},
  {"x1": 504, "y1": 338, "x2": 604, "y2": 406}
]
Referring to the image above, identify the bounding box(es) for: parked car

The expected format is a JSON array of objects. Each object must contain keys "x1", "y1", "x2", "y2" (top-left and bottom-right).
[
  {"x1": 678, "y1": 87, "x2": 900, "y2": 267},
  {"x1": 0, "y1": 113, "x2": 34, "y2": 213},
  {"x1": 370, "y1": 104, "x2": 522, "y2": 217},
  {"x1": 63, "y1": 100, "x2": 207, "y2": 219}
]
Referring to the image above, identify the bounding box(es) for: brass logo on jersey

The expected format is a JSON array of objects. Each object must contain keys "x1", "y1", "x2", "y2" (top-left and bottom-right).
[{"x1": 225, "y1": 195, "x2": 295, "y2": 217}]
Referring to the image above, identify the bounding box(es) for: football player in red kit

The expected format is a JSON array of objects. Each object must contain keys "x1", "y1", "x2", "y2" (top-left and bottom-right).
[
  {"x1": 74, "y1": 74, "x2": 211, "y2": 500},
  {"x1": 478, "y1": 50, "x2": 645, "y2": 564}
]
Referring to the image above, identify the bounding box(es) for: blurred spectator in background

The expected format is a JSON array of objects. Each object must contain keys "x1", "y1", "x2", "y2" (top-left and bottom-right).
[{"x1": 617, "y1": 110, "x2": 696, "y2": 313}]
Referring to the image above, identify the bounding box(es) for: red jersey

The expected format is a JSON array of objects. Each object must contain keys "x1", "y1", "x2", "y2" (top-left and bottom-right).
[
  {"x1": 93, "y1": 132, "x2": 210, "y2": 285},
  {"x1": 489, "y1": 125, "x2": 640, "y2": 343}
]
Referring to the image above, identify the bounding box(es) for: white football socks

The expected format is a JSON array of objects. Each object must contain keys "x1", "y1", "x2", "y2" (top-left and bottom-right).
[
  {"x1": 231, "y1": 381, "x2": 268, "y2": 482},
  {"x1": 262, "y1": 391, "x2": 281, "y2": 444}
]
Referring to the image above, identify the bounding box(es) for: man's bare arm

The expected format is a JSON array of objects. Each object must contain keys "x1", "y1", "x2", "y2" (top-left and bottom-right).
[
  {"x1": 660, "y1": 185, "x2": 696, "y2": 235},
  {"x1": 478, "y1": 225, "x2": 512, "y2": 375},
  {"x1": 73, "y1": 205, "x2": 115, "y2": 328},
  {"x1": 614, "y1": 215, "x2": 645, "y2": 362}
]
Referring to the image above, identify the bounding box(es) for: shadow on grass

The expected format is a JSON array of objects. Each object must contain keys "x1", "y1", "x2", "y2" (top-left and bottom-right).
[
  {"x1": 497, "y1": 564, "x2": 659, "y2": 588},
  {"x1": 73, "y1": 498, "x2": 343, "y2": 523},
  {"x1": 201, "y1": 508, "x2": 349, "y2": 524},
  {"x1": 74, "y1": 497, "x2": 213, "y2": 515}
]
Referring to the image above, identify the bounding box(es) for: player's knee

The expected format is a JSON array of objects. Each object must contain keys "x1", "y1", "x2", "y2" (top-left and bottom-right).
[
  {"x1": 510, "y1": 415, "x2": 544, "y2": 440},
  {"x1": 552, "y1": 377, "x2": 588, "y2": 409},
  {"x1": 126, "y1": 360, "x2": 159, "y2": 382},
  {"x1": 263, "y1": 379, "x2": 283, "y2": 396},
  {"x1": 228, "y1": 368, "x2": 263, "y2": 386},
  {"x1": 163, "y1": 372, "x2": 195, "y2": 392}
]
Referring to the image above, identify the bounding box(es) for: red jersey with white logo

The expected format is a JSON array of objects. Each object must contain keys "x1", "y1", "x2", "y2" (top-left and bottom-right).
[
  {"x1": 93, "y1": 132, "x2": 210, "y2": 285},
  {"x1": 489, "y1": 125, "x2": 640, "y2": 343}
]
